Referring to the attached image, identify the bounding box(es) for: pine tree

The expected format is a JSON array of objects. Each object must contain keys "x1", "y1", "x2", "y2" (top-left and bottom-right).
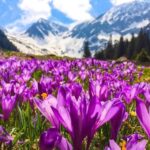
[
  {"x1": 124, "y1": 39, "x2": 129, "y2": 57},
  {"x1": 116, "y1": 36, "x2": 125, "y2": 58},
  {"x1": 83, "y1": 41, "x2": 91, "y2": 58},
  {"x1": 105, "y1": 35, "x2": 115, "y2": 59},
  {"x1": 127, "y1": 33, "x2": 135, "y2": 59},
  {"x1": 134, "y1": 29, "x2": 145, "y2": 56},
  {"x1": 94, "y1": 29, "x2": 150, "y2": 61},
  {"x1": 94, "y1": 50, "x2": 105, "y2": 60}
]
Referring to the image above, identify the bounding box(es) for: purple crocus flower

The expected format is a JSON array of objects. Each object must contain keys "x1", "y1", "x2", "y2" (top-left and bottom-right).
[
  {"x1": 123, "y1": 85, "x2": 137, "y2": 104},
  {"x1": 21, "y1": 69, "x2": 31, "y2": 82},
  {"x1": 1, "y1": 94, "x2": 16, "y2": 121},
  {"x1": 13, "y1": 83, "x2": 26, "y2": 95},
  {"x1": 136, "y1": 97, "x2": 150, "y2": 138},
  {"x1": 105, "y1": 134, "x2": 147, "y2": 150},
  {"x1": 51, "y1": 84, "x2": 124, "y2": 150},
  {"x1": 89, "y1": 81, "x2": 108, "y2": 101},
  {"x1": 104, "y1": 140, "x2": 120, "y2": 150},
  {"x1": 87, "y1": 99, "x2": 125, "y2": 147},
  {"x1": 32, "y1": 78, "x2": 53, "y2": 97},
  {"x1": 0, "y1": 126, "x2": 13, "y2": 145},
  {"x1": 144, "y1": 85, "x2": 150, "y2": 103},
  {"x1": 110, "y1": 102, "x2": 126, "y2": 140},
  {"x1": 40, "y1": 128, "x2": 72, "y2": 150},
  {"x1": 68, "y1": 71, "x2": 77, "y2": 82},
  {"x1": 125, "y1": 134, "x2": 147, "y2": 150},
  {"x1": 1, "y1": 80, "x2": 13, "y2": 94},
  {"x1": 34, "y1": 95, "x2": 59, "y2": 128}
]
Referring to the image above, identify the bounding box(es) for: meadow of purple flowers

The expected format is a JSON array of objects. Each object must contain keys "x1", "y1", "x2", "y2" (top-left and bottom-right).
[{"x1": 0, "y1": 57, "x2": 150, "y2": 150}]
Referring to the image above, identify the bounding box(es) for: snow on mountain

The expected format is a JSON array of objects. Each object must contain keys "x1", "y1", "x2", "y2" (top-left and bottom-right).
[
  {"x1": 7, "y1": 32, "x2": 84, "y2": 58},
  {"x1": 69, "y1": 1, "x2": 150, "y2": 51}
]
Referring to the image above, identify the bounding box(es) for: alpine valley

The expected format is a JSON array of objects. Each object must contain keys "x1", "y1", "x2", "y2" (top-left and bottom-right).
[{"x1": 3, "y1": 0, "x2": 150, "y2": 57}]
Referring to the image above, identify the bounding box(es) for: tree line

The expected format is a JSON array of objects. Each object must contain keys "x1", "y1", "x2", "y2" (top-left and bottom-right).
[{"x1": 83, "y1": 29, "x2": 150, "y2": 62}]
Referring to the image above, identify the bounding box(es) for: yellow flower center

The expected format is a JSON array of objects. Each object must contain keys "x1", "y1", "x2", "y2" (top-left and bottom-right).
[
  {"x1": 130, "y1": 111, "x2": 136, "y2": 117},
  {"x1": 41, "y1": 93, "x2": 48, "y2": 100},
  {"x1": 120, "y1": 140, "x2": 126, "y2": 150}
]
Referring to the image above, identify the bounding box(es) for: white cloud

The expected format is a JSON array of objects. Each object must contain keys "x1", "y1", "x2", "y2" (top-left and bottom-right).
[
  {"x1": 110, "y1": 0, "x2": 146, "y2": 5},
  {"x1": 6, "y1": 20, "x2": 27, "y2": 33},
  {"x1": 52, "y1": 0, "x2": 93, "y2": 22},
  {"x1": 18, "y1": 0, "x2": 52, "y2": 24},
  {"x1": 16, "y1": 0, "x2": 93, "y2": 26},
  {"x1": 6, "y1": 0, "x2": 93, "y2": 32}
]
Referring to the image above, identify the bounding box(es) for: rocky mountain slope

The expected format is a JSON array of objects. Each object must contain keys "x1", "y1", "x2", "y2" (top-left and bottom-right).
[{"x1": 0, "y1": 29, "x2": 18, "y2": 51}]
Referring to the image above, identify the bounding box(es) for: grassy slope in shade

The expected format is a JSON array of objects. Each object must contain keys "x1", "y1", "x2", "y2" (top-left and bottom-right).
[{"x1": 0, "y1": 29, "x2": 18, "y2": 52}]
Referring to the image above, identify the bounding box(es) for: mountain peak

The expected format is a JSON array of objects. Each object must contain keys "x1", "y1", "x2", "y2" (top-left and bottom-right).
[
  {"x1": 25, "y1": 19, "x2": 68, "y2": 39},
  {"x1": 70, "y1": 0, "x2": 150, "y2": 51},
  {"x1": 37, "y1": 18, "x2": 49, "y2": 24}
]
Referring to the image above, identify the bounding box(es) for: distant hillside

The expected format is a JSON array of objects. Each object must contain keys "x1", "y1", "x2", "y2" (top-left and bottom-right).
[{"x1": 0, "y1": 29, "x2": 18, "y2": 51}]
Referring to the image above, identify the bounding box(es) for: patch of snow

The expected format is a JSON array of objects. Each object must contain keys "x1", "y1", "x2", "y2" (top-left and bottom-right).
[
  {"x1": 6, "y1": 32, "x2": 84, "y2": 58},
  {"x1": 122, "y1": 19, "x2": 150, "y2": 32}
]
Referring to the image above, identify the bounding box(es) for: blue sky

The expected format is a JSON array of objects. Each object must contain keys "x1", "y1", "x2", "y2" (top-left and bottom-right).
[{"x1": 0, "y1": 0, "x2": 136, "y2": 32}]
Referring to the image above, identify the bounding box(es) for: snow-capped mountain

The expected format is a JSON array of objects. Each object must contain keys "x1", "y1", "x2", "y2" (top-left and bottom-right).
[
  {"x1": 25, "y1": 18, "x2": 68, "y2": 39},
  {"x1": 7, "y1": 0, "x2": 150, "y2": 57},
  {"x1": 69, "y1": 1, "x2": 150, "y2": 51}
]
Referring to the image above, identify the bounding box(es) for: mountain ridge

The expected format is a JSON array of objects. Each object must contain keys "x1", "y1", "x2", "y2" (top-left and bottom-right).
[
  {"x1": 6, "y1": 0, "x2": 150, "y2": 57},
  {"x1": 69, "y1": 1, "x2": 150, "y2": 50}
]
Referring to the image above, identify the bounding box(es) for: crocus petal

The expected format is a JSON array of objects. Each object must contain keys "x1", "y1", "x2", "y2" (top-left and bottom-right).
[
  {"x1": 126, "y1": 133, "x2": 148, "y2": 150},
  {"x1": 39, "y1": 128, "x2": 72, "y2": 150},
  {"x1": 110, "y1": 103, "x2": 125, "y2": 140},
  {"x1": 2, "y1": 95, "x2": 16, "y2": 121},
  {"x1": 1, "y1": 80, "x2": 13, "y2": 94},
  {"x1": 86, "y1": 97, "x2": 101, "y2": 149},
  {"x1": 130, "y1": 87, "x2": 137, "y2": 100},
  {"x1": 70, "y1": 83, "x2": 82, "y2": 99},
  {"x1": 122, "y1": 112, "x2": 129, "y2": 122},
  {"x1": 136, "y1": 98, "x2": 150, "y2": 138},
  {"x1": 34, "y1": 96, "x2": 59, "y2": 128},
  {"x1": 57, "y1": 86, "x2": 70, "y2": 106},
  {"x1": 144, "y1": 89, "x2": 150, "y2": 103},
  {"x1": 59, "y1": 136, "x2": 73, "y2": 150},
  {"x1": 69, "y1": 100, "x2": 83, "y2": 149},
  {"x1": 128, "y1": 139, "x2": 147, "y2": 150},
  {"x1": 52, "y1": 107, "x2": 73, "y2": 133},
  {"x1": 95, "y1": 100, "x2": 123, "y2": 129},
  {"x1": 109, "y1": 140, "x2": 121, "y2": 150},
  {"x1": 0, "y1": 126, "x2": 13, "y2": 145}
]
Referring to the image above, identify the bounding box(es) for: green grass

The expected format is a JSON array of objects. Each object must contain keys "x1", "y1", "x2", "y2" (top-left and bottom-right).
[
  {"x1": 1, "y1": 51, "x2": 74, "y2": 60},
  {"x1": 140, "y1": 67, "x2": 150, "y2": 83}
]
